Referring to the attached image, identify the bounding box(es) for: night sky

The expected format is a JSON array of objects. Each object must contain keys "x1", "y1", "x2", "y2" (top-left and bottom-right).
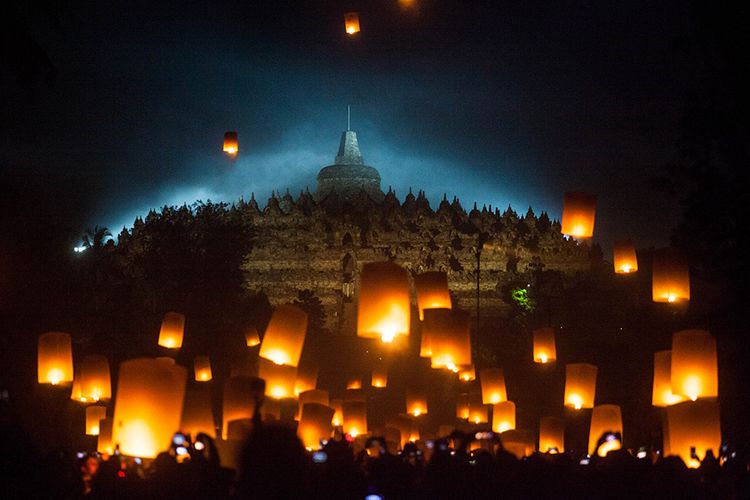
[{"x1": 2, "y1": 1, "x2": 700, "y2": 252}]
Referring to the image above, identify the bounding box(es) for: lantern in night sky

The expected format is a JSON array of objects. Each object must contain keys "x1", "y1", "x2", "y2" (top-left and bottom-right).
[
  {"x1": 344, "y1": 12, "x2": 360, "y2": 35},
  {"x1": 492, "y1": 401, "x2": 516, "y2": 433},
  {"x1": 652, "y1": 350, "x2": 685, "y2": 407},
  {"x1": 297, "y1": 389, "x2": 330, "y2": 419},
  {"x1": 425, "y1": 309, "x2": 472, "y2": 371},
  {"x1": 371, "y1": 360, "x2": 388, "y2": 388},
  {"x1": 342, "y1": 400, "x2": 367, "y2": 437},
  {"x1": 458, "y1": 364, "x2": 476, "y2": 382},
  {"x1": 98, "y1": 418, "x2": 114, "y2": 455},
  {"x1": 456, "y1": 393, "x2": 471, "y2": 420},
  {"x1": 330, "y1": 399, "x2": 344, "y2": 427},
  {"x1": 193, "y1": 355, "x2": 213, "y2": 382},
  {"x1": 560, "y1": 192, "x2": 597, "y2": 238},
  {"x1": 81, "y1": 355, "x2": 111, "y2": 402},
  {"x1": 346, "y1": 377, "x2": 362, "y2": 390},
  {"x1": 112, "y1": 358, "x2": 187, "y2": 458},
  {"x1": 501, "y1": 430, "x2": 535, "y2": 459},
  {"x1": 298, "y1": 403, "x2": 334, "y2": 450},
  {"x1": 652, "y1": 248, "x2": 690, "y2": 303},
  {"x1": 86, "y1": 405, "x2": 107, "y2": 436},
  {"x1": 222, "y1": 376, "x2": 262, "y2": 440},
  {"x1": 181, "y1": 387, "x2": 216, "y2": 438},
  {"x1": 259, "y1": 304, "x2": 308, "y2": 367},
  {"x1": 158, "y1": 312, "x2": 185, "y2": 349},
  {"x1": 480, "y1": 368, "x2": 507, "y2": 404},
  {"x1": 588, "y1": 404, "x2": 623, "y2": 456},
  {"x1": 406, "y1": 387, "x2": 428, "y2": 416},
  {"x1": 539, "y1": 416, "x2": 565, "y2": 453},
  {"x1": 294, "y1": 362, "x2": 319, "y2": 396},
  {"x1": 468, "y1": 395, "x2": 489, "y2": 424},
  {"x1": 671, "y1": 330, "x2": 718, "y2": 401},
  {"x1": 532, "y1": 327, "x2": 556, "y2": 364},
  {"x1": 414, "y1": 271, "x2": 452, "y2": 320},
  {"x1": 38, "y1": 332, "x2": 73, "y2": 385},
  {"x1": 387, "y1": 415, "x2": 420, "y2": 448},
  {"x1": 666, "y1": 400, "x2": 721, "y2": 468},
  {"x1": 258, "y1": 357, "x2": 297, "y2": 399},
  {"x1": 357, "y1": 261, "x2": 411, "y2": 343},
  {"x1": 223, "y1": 131, "x2": 238, "y2": 156},
  {"x1": 564, "y1": 363, "x2": 597, "y2": 410},
  {"x1": 70, "y1": 368, "x2": 86, "y2": 402},
  {"x1": 613, "y1": 239, "x2": 638, "y2": 274},
  {"x1": 245, "y1": 326, "x2": 260, "y2": 347}
]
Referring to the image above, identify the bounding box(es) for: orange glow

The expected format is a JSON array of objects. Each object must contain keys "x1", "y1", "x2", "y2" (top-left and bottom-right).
[
  {"x1": 258, "y1": 357, "x2": 297, "y2": 400},
  {"x1": 456, "y1": 393, "x2": 471, "y2": 420},
  {"x1": 330, "y1": 399, "x2": 344, "y2": 427},
  {"x1": 539, "y1": 416, "x2": 565, "y2": 453},
  {"x1": 492, "y1": 401, "x2": 516, "y2": 433},
  {"x1": 671, "y1": 330, "x2": 718, "y2": 401},
  {"x1": 468, "y1": 395, "x2": 488, "y2": 424},
  {"x1": 97, "y1": 418, "x2": 114, "y2": 454},
  {"x1": 158, "y1": 312, "x2": 185, "y2": 349},
  {"x1": 342, "y1": 400, "x2": 367, "y2": 437},
  {"x1": 244, "y1": 326, "x2": 260, "y2": 347},
  {"x1": 564, "y1": 363, "x2": 597, "y2": 410},
  {"x1": 193, "y1": 355, "x2": 212, "y2": 382},
  {"x1": 344, "y1": 12, "x2": 360, "y2": 35},
  {"x1": 613, "y1": 239, "x2": 638, "y2": 274},
  {"x1": 666, "y1": 400, "x2": 721, "y2": 468},
  {"x1": 560, "y1": 192, "x2": 597, "y2": 238},
  {"x1": 181, "y1": 387, "x2": 216, "y2": 438},
  {"x1": 346, "y1": 377, "x2": 362, "y2": 390},
  {"x1": 37, "y1": 332, "x2": 74, "y2": 385},
  {"x1": 297, "y1": 389, "x2": 330, "y2": 420},
  {"x1": 86, "y1": 405, "x2": 107, "y2": 436},
  {"x1": 532, "y1": 327, "x2": 556, "y2": 364},
  {"x1": 425, "y1": 309, "x2": 472, "y2": 371},
  {"x1": 70, "y1": 369, "x2": 87, "y2": 403},
  {"x1": 458, "y1": 364, "x2": 476, "y2": 382},
  {"x1": 371, "y1": 361, "x2": 388, "y2": 388},
  {"x1": 222, "y1": 375, "x2": 262, "y2": 440},
  {"x1": 652, "y1": 350, "x2": 685, "y2": 407},
  {"x1": 223, "y1": 131, "x2": 238, "y2": 156},
  {"x1": 387, "y1": 415, "x2": 420, "y2": 449},
  {"x1": 588, "y1": 404, "x2": 623, "y2": 455},
  {"x1": 501, "y1": 430, "x2": 535, "y2": 458},
  {"x1": 357, "y1": 261, "x2": 411, "y2": 343},
  {"x1": 480, "y1": 368, "x2": 507, "y2": 405},
  {"x1": 414, "y1": 271, "x2": 452, "y2": 320},
  {"x1": 294, "y1": 363, "x2": 318, "y2": 396},
  {"x1": 652, "y1": 248, "x2": 690, "y2": 303},
  {"x1": 81, "y1": 355, "x2": 112, "y2": 402},
  {"x1": 259, "y1": 304, "x2": 308, "y2": 367},
  {"x1": 299, "y1": 403, "x2": 334, "y2": 450},
  {"x1": 406, "y1": 387, "x2": 428, "y2": 416}
]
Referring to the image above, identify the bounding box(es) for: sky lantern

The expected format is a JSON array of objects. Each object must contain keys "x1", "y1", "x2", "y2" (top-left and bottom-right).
[
  {"x1": 37, "y1": 331, "x2": 74, "y2": 385},
  {"x1": 298, "y1": 403, "x2": 334, "y2": 450},
  {"x1": 501, "y1": 430, "x2": 535, "y2": 459},
  {"x1": 294, "y1": 362, "x2": 318, "y2": 396},
  {"x1": 425, "y1": 309, "x2": 472, "y2": 371},
  {"x1": 387, "y1": 415, "x2": 420, "y2": 448},
  {"x1": 258, "y1": 357, "x2": 297, "y2": 399},
  {"x1": 371, "y1": 361, "x2": 388, "y2": 388},
  {"x1": 588, "y1": 404, "x2": 623, "y2": 456},
  {"x1": 342, "y1": 400, "x2": 367, "y2": 437},
  {"x1": 406, "y1": 387, "x2": 428, "y2": 416},
  {"x1": 223, "y1": 131, "x2": 238, "y2": 156},
  {"x1": 330, "y1": 399, "x2": 344, "y2": 427},
  {"x1": 671, "y1": 330, "x2": 718, "y2": 401},
  {"x1": 652, "y1": 350, "x2": 685, "y2": 407},
  {"x1": 613, "y1": 239, "x2": 638, "y2": 274},
  {"x1": 344, "y1": 12, "x2": 360, "y2": 35},
  {"x1": 480, "y1": 368, "x2": 507, "y2": 404},
  {"x1": 244, "y1": 326, "x2": 260, "y2": 347},
  {"x1": 492, "y1": 401, "x2": 516, "y2": 433},
  {"x1": 539, "y1": 416, "x2": 565, "y2": 453},
  {"x1": 158, "y1": 312, "x2": 185, "y2": 349},
  {"x1": 652, "y1": 248, "x2": 690, "y2": 303},
  {"x1": 70, "y1": 367, "x2": 86, "y2": 403},
  {"x1": 560, "y1": 192, "x2": 597, "y2": 238},
  {"x1": 297, "y1": 389, "x2": 330, "y2": 419},
  {"x1": 181, "y1": 387, "x2": 216, "y2": 438},
  {"x1": 346, "y1": 377, "x2": 362, "y2": 390},
  {"x1": 532, "y1": 327, "x2": 556, "y2": 364},
  {"x1": 456, "y1": 393, "x2": 471, "y2": 420},
  {"x1": 98, "y1": 418, "x2": 114, "y2": 454},
  {"x1": 458, "y1": 364, "x2": 476, "y2": 382},
  {"x1": 414, "y1": 271, "x2": 452, "y2": 320},
  {"x1": 357, "y1": 261, "x2": 411, "y2": 343},
  {"x1": 80, "y1": 355, "x2": 112, "y2": 402},
  {"x1": 564, "y1": 363, "x2": 597, "y2": 410},
  {"x1": 86, "y1": 405, "x2": 107, "y2": 436},
  {"x1": 193, "y1": 355, "x2": 213, "y2": 382},
  {"x1": 258, "y1": 304, "x2": 308, "y2": 367},
  {"x1": 222, "y1": 376, "x2": 262, "y2": 440},
  {"x1": 468, "y1": 395, "x2": 489, "y2": 424},
  {"x1": 419, "y1": 325, "x2": 433, "y2": 358},
  {"x1": 666, "y1": 400, "x2": 721, "y2": 468},
  {"x1": 112, "y1": 358, "x2": 187, "y2": 458}
]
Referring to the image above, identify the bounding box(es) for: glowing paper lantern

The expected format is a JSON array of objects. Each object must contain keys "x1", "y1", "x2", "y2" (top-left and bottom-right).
[
  {"x1": 112, "y1": 358, "x2": 187, "y2": 458},
  {"x1": 222, "y1": 376, "x2": 262, "y2": 440},
  {"x1": 406, "y1": 388, "x2": 428, "y2": 416},
  {"x1": 588, "y1": 404, "x2": 623, "y2": 456},
  {"x1": 532, "y1": 327, "x2": 556, "y2": 364},
  {"x1": 298, "y1": 389, "x2": 330, "y2": 419},
  {"x1": 371, "y1": 361, "x2": 388, "y2": 388},
  {"x1": 539, "y1": 416, "x2": 565, "y2": 453},
  {"x1": 613, "y1": 239, "x2": 638, "y2": 274},
  {"x1": 298, "y1": 403, "x2": 334, "y2": 450},
  {"x1": 468, "y1": 395, "x2": 488, "y2": 424},
  {"x1": 79, "y1": 355, "x2": 112, "y2": 402},
  {"x1": 86, "y1": 405, "x2": 107, "y2": 436},
  {"x1": 294, "y1": 362, "x2": 319, "y2": 396},
  {"x1": 193, "y1": 355, "x2": 213, "y2": 382},
  {"x1": 652, "y1": 351, "x2": 685, "y2": 407},
  {"x1": 357, "y1": 261, "x2": 411, "y2": 343},
  {"x1": 347, "y1": 377, "x2": 362, "y2": 390},
  {"x1": 244, "y1": 326, "x2": 260, "y2": 347},
  {"x1": 97, "y1": 418, "x2": 114, "y2": 454},
  {"x1": 425, "y1": 309, "x2": 472, "y2": 371},
  {"x1": 387, "y1": 415, "x2": 420, "y2": 448},
  {"x1": 37, "y1": 332, "x2": 73, "y2": 385},
  {"x1": 223, "y1": 131, "x2": 238, "y2": 156},
  {"x1": 344, "y1": 12, "x2": 360, "y2": 35},
  {"x1": 671, "y1": 330, "x2": 718, "y2": 401},
  {"x1": 258, "y1": 357, "x2": 297, "y2": 400},
  {"x1": 258, "y1": 304, "x2": 308, "y2": 367},
  {"x1": 480, "y1": 368, "x2": 507, "y2": 405},
  {"x1": 342, "y1": 400, "x2": 367, "y2": 437},
  {"x1": 70, "y1": 367, "x2": 86, "y2": 403},
  {"x1": 501, "y1": 430, "x2": 535, "y2": 458},
  {"x1": 414, "y1": 271, "x2": 452, "y2": 320},
  {"x1": 331, "y1": 399, "x2": 344, "y2": 427},
  {"x1": 158, "y1": 312, "x2": 185, "y2": 349},
  {"x1": 560, "y1": 192, "x2": 596, "y2": 238},
  {"x1": 458, "y1": 365, "x2": 476, "y2": 382},
  {"x1": 419, "y1": 325, "x2": 433, "y2": 358},
  {"x1": 181, "y1": 388, "x2": 216, "y2": 438},
  {"x1": 492, "y1": 401, "x2": 516, "y2": 433},
  {"x1": 564, "y1": 363, "x2": 597, "y2": 410},
  {"x1": 652, "y1": 248, "x2": 690, "y2": 303},
  {"x1": 666, "y1": 400, "x2": 721, "y2": 468},
  {"x1": 456, "y1": 393, "x2": 471, "y2": 420}
]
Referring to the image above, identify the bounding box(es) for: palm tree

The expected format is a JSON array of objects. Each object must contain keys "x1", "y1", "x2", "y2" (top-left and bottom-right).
[{"x1": 82, "y1": 225, "x2": 112, "y2": 251}]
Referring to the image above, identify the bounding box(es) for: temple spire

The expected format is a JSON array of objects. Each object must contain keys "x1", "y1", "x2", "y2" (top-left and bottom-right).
[{"x1": 347, "y1": 105, "x2": 351, "y2": 131}]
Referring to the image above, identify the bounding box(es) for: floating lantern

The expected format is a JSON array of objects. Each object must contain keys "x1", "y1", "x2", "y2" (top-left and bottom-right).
[
  {"x1": 342, "y1": 400, "x2": 367, "y2": 437},
  {"x1": 112, "y1": 358, "x2": 187, "y2": 458},
  {"x1": 666, "y1": 400, "x2": 721, "y2": 468},
  {"x1": 193, "y1": 355, "x2": 213, "y2": 382},
  {"x1": 613, "y1": 239, "x2": 638, "y2": 274},
  {"x1": 37, "y1": 332, "x2": 73, "y2": 385},
  {"x1": 158, "y1": 312, "x2": 185, "y2": 349},
  {"x1": 298, "y1": 389, "x2": 330, "y2": 419},
  {"x1": 501, "y1": 430, "x2": 535, "y2": 459},
  {"x1": 456, "y1": 393, "x2": 471, "y2": 420},
  {"x1": 80, "y1": 355, "x2": 112, "y2": 402},
  {"x1": 294, "y1": 362, "x2": 319, "y2": 396},
  {"x1": 492, "y1": 401, "x2": 516, "y2": 433},
  {"x1": 564, "y1": 363, "x2": 597, "y2": 410},
  {"x1": 468, "y1": 395, "x2": 488, "y2": 424},
  {"x1": 357, "y1": 261, "x2": 411, "y2": 343},
  {"x1": 652, "y1": 351, "x2": 685, "y2": 407},
  {"x1": 560, "y1": 192, "x2": 597, "y2": 238},
  {"x1": 223, "y1": 131, "x2": 238, "y2": 156},
  {"x1": 458, "y1": 364, "x2": 476, "y2": 382},
  {"x1": 347, "y1": 377, "x2": 362, "y2": 390},
  {"x1": 652, "y1": 248, "x2": 690, "y2": 303},
  {"x1": 222, "y1": 376, "x2": 262, "y2": 440},
  {"x1": 387, "y1": 415, "x2": 420, "y2": 448},
  {"x1": 98, "y1": 418, "x2": 114, "y2": 454},
  {"x1": 671, "y1": 330, "x2": 718, "y2": 401},
  {"x1": 406, "y1": 388, "x2": 428, "y2": 417},
  {"x1": 331, "y1": 399, "x2": 344, "y2": 427},
  {"x1": 480, "y1": 368, "x2": 507, "y2": 404},
  {"x1": 258, "y1": 304, "x2": 308, "y2": 367},
  {"x1": 539, "y1": 416, "x2": 565, "y2": 453},
  {"x1": 86, "y1": 405, "x2": 107, "y2": 436},
  {"x1": 419, "y1": 325, "x2": 433, "y2": 358},
  {"x1": 299, "y1": 403, "x2": 334, "y2": 450},
  {"x1": 588, "y1": 404, "x2": 623, "y2": 456},
  {"x1": 258, "y1": 357, "x2": 297, "y2": 399},
  {"x1": 344, "y1": 12, "x2": 360, "y2": 35},
  {"x1": 181, "y1": 388, "x2": 216, "y2": 438},
  {"x1": 532, "y1": 327, "x2": 556, "y2": 364},
  {"x1": 244, "y1": 326, "x2": 260, "y2": 347},
  {"x1": 414, "y1": 271, "x2": 452, "y2": 320},
  {"x1": 425, "y1": 309, "x2": 472, "y2": 371},
  {"x1": 70, "y1": 367, "x2": 86, "y2": 403},
  {"x1": 371, "y1": 361, "x2": 388, "y2": 388}
]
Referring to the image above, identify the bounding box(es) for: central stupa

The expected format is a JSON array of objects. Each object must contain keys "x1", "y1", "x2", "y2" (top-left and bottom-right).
[{"x1": 315, "y1": 128, "x2": 384, "y2": 202}]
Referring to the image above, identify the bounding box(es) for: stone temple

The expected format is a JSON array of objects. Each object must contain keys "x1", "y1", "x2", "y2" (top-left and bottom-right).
[{"x1": 241, "y1": 127, "x2": 590, "y2": 335}]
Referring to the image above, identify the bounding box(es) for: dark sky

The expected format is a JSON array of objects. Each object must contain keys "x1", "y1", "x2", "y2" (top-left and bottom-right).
[{"x1": 1, "y1": 0, "x2": 700, "y2": 254}]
